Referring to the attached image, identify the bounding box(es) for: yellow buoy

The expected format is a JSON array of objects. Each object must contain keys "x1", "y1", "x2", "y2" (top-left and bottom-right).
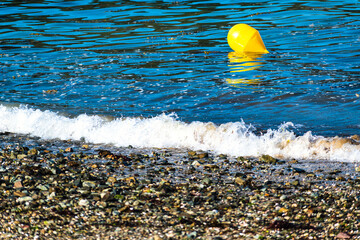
[{"x1": 227, "y1": 24, "x2": 269, "y2": 54}]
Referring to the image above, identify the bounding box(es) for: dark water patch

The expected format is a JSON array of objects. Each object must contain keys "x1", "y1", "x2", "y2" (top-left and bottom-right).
[{"x1": 0, "y1": 0, "x2": 359, "y2": 136}]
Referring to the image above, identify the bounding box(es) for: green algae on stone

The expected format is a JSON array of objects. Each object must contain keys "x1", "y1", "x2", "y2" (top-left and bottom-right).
[{"x1": 259, "y1": 154, "x2": 279, "y2": 164}]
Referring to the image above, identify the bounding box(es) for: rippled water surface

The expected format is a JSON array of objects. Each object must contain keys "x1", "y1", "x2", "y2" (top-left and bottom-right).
[{"x1": 1, "y1": 0, "x2": 359, "y2": 136}]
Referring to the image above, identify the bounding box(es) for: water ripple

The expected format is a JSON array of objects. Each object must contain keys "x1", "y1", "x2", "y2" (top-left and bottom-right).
[{"x1": 0, "y1": 0, "x2": 359, "y2": 136}]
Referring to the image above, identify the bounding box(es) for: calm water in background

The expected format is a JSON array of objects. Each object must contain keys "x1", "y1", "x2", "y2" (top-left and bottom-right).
[{"x1": 0, "y1": 0, "x2": 359, "y2": 139}]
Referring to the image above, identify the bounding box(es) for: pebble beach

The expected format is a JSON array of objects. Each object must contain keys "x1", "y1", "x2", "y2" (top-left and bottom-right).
[
  {"x1": 2, "y1": 1, "x2": 360, "y2": 239},
  {"x1": 1, "y1": 133, "x2": 359, "y2": 239}
]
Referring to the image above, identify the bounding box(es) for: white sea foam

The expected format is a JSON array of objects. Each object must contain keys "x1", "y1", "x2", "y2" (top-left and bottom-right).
[{"x1": 0, "y1": 105, "x2": 359, "y2": 162}]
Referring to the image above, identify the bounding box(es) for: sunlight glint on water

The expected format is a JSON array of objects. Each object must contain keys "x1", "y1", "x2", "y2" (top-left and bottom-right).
[{"x1": 0, "y1": 0, "x2": 359, "y2": 161}]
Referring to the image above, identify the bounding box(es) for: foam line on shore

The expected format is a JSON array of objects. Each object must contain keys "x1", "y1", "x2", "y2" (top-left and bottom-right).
[{"x1": 0, "y1": 105, "x2": 359, "y2": 162}]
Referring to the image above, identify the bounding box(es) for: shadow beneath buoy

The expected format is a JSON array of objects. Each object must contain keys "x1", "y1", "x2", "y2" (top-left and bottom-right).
[{"x1": 226, "y1": 52, "x2": 266, "y2": 88}]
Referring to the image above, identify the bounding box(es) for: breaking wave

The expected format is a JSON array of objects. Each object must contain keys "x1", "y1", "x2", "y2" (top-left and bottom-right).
[{"x1": 0, "y1": 105, "x2": 359, "y2": 162}]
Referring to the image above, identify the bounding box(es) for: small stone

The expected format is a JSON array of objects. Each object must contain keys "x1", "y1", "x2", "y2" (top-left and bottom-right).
[
  {"x1": 259, "y1": 155, "x2": 278, "y2": 164},
  {"x1": 77, "y1": 189, "x2": 90, "y2": 194},
  {"x1": 14, "y1": 181, "x2": 23, "y2": 189},
  {"x1": 278, "y1": 207, "x2": 288, "y2": 213},
  {"x1": 78, "y1": 199, "x2": 89, "y2": 206},
  {"x1": 206, "y1": 209, "x2": 219, "y2": 216},
  {"x1": 9, "y1": 152, "x2": 16, "y2": 159},
  {"x1": 336, "y1": 232, "x2": 351, "y2": 239},
  {"x1": 100, "y1": 192, "x2": 111, "y2": 201},
  {"x1": 289, "y1": 159, "x2": 298, "y2": 164},
  {"x1": 202, "y1": 178, "x2": 212, "y2": 185},
  {"x1": 187, "y1": 231, "x2": 197, "y2": 239},
  {"x1": 291, "y1": 180, "x2": 300, "y2": 186},
  {"x1": 218, "y1": 154, "x2": 227, "y2": 159},
  {"x1": 14, "y1": 191, "x2": 27, "y2": 197},
  {"x1": 153, "y1": 235, "x2": 162, "y2": 240},
  {"x1": 188, "y1": 151, "x2": 197, "y2": 156},
  {"x1": 98, "y1": 150, "x2": 112, "y2": 157},
  {"x1": 68, "y1": 161, "x2": 80, "y2": 167},
  {"x1": 192, "y1": 160, "x2": 201, "y2": 166},
  {"x1": 237, "y1": 156, "x2": 246, "y2": 161},
  {"x1": 49, "y1": 167, "x2": 59, "y2": 175},
  {"x1": 17, "y1": 154, "x2": 27, "y2": 160},
  {"x1": 83, "y1": 181, "x2": 96, "y2": 188},
  {"x1": 65, "y1": 147, "x2": 73, "y2": 152},
  {"x1": 235, "y1": 176, "x2": 251, "y2": 187},
  {"x1": 198, "y1": 152, "x2": 208, "y2": 159},
  {"x1": 97, "y1": 201, "x2": 107, "y2": 208},
  {"x1": 204, "y1": 164, "x2": 219, "y2": 170},
  {"x1": 235, "y1": 177, "x2": 247, "y2": 186},
  {"x1": 73, "y1": 179, "x2": 82, "y2": 187},
  {"x1": 47, "y1": 192, "x2": 56, "y2": 200},
  {"x1": 17, "y1": 196, "x2": 33, "y2": 203},
  {"x1": 336, "y1": 176, "x2": 346, "y2": 181},
  {"x1": 28, "y1": 148, "x2": 38, "y2": 155},
  {"x1": 37, "y1": 184, "x2": 49, "y2": 191},
  {"x1": 31, "y1": 194, "x2": 39, "y2": 200},
  {"x1": 118, "y1": 205, "x2": 129, "y2": 213},
  {"x1": 280, "y1": 195, "x2": 288, "y2": 201},
  {"x1": 107, "y1": 176, "x2": 117, "y2": 183}
]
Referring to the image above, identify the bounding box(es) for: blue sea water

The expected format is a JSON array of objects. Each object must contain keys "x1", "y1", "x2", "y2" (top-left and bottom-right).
[{"x1": 0, "y1": 0, "x2": 359, "y2": 161}]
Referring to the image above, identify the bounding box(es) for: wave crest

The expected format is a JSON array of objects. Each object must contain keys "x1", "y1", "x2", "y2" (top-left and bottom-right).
[{"x1": 0, "y1": 105, "x2": 359, "y2": 162}]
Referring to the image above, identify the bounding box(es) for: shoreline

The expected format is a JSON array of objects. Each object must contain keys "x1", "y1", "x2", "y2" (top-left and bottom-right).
[{"x1": 0, "y1": 133, "x2": 359, "y2": 239}]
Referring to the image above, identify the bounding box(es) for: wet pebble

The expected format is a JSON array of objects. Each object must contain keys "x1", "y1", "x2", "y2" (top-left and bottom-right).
[{"x1": 0, "y1": 136, "x2": 359, "y2": 239}]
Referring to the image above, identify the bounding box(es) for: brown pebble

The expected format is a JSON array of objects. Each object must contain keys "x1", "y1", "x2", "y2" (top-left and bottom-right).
[
  {"x1": 101, "y1": 192, "x2": 111, "y2": 201},
  {"x1": 153, "y1": 235, "x2": 163, "y2": 240},
  {"x1": 14, "y1": 191, "x2": 26, "y2": 197},
  {"x1": 14, "y1": 181, "x2": 23, "y2": 189},
  {"x1": 336, "y1": 232, "x2": 351, "y2": 239},
  {"x1": 120, "y1": 205, "x2": 130, "y2": 213},
  {"x1": 198, "y1": 152, "x2": 208, "y2": 159},
  {"x1": 98, "y1": 150, "x2": 112, "y2": 157},
  {"x1": 289, "y1": 159, "x2": 298, "y2": 164},
  {"x1": 235, "y1": 177, "x2": 246, "y2": 186},
  {"x1": 67, "y1": 161, "x2": 80, "y2": 167},
  {"x1": 65, "y1": 147, "x2": 73, "y2": 152},
  {"x1": 188, "y1": 151, "x2": 197, "y2": 156},
  {"x1": 107, "y1": 177, "x2": 117, "y2": 183}
]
